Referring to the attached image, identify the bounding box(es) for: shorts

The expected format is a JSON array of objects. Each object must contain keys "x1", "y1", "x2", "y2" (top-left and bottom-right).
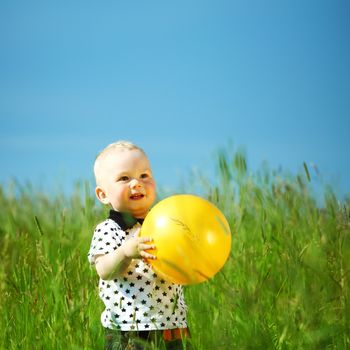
[{"x1": 105, "y1": 328, "x2": 191, "y2": 350}]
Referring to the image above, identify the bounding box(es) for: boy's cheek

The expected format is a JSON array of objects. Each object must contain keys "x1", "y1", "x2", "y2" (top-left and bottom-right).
[{"x1": 148, "y1": 180, "x2": 157, "y2": 191}]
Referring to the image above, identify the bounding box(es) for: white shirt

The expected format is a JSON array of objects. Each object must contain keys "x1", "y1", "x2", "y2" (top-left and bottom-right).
[{"x1": 88, "y1": 214, "x2": 188, "y2": 331}]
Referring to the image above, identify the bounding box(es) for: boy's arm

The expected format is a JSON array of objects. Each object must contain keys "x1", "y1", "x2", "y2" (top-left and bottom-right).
[{"x1": 94, "y1": 236, "x2": 156, "y2": 280}]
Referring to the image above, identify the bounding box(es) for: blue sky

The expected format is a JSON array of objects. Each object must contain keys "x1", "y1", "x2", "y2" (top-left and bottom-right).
[{"x1": 1, "y1": 0, "x2": 349, "y2": 200}]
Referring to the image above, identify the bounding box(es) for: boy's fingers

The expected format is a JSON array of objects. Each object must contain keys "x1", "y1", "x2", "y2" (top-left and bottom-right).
[
  {"x1": 140, "y1": 251, "x2": 157, "y2": 260},
  {"x1": 139, "y1": 243, "x2": 156, "y2": 251},
  {"x1": 139, "y1": 236, "x2": 153, "y2": 243}
]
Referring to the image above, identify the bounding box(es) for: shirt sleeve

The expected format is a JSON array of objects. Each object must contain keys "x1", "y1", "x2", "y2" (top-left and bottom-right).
[{"x1": 87, "y1": 220, "x2": 123, "y2": 265}]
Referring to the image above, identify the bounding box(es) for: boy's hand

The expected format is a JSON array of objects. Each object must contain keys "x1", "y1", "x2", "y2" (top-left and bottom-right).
[{"x1": 122, "y1": 236, "x2": 156, "y2": 260}]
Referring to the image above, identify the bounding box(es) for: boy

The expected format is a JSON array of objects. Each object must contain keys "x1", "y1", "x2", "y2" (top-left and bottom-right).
[{"x1": 88, "y1": 141, "x2": 190, "y2": 350}]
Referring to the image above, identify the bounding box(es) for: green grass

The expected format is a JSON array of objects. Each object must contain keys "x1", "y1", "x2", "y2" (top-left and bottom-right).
[{"x1": 1, "y1": 151, "x2": 349, "y2": 349}]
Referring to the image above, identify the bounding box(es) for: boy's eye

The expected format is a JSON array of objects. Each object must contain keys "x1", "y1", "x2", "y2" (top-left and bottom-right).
[
  {"x1": 118, "y1": 176, "x2": 129, "y2": 182},
  {"x1": 140, "y1": 173, "x2": 149, "y2": 179}
]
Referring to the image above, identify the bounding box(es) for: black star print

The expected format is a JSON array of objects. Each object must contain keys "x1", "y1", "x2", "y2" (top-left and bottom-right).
[{"x1": 91, "y1": 218, "x2": 188, "y2": 331}]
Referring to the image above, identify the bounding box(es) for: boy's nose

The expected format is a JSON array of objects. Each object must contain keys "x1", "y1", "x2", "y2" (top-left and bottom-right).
[{"x1": 130, "y1": 179, "x2": 142, "y2": 189}]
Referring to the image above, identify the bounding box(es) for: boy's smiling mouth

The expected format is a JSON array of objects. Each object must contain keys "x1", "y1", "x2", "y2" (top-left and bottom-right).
[{"x1": 130, "y1": 193, "x2": 145, "y2": 200}]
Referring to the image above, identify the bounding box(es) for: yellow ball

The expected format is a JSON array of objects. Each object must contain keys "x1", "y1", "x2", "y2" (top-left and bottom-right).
[{"x1": 140, "y1": 194, "x2": 232, "y2": 285}]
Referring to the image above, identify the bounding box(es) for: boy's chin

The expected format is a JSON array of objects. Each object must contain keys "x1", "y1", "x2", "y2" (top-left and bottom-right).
[{"x1": 128, "y1": 205, "x2": 150, "y2": 217}]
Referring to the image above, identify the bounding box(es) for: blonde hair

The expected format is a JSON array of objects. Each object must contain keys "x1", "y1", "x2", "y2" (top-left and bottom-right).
[{"x1": 94, "y1": 140, "x2": 146, "y2": 184}]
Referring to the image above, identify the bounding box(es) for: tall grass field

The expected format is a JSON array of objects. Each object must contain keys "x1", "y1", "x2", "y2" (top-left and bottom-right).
[{"x1": 1, "y1": 151, "x2": 349, "y2": 349}]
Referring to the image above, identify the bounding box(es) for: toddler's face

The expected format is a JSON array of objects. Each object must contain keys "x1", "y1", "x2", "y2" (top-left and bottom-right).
[{"x1": 96, "y1": 149, "x2": 156, "y2": 218}]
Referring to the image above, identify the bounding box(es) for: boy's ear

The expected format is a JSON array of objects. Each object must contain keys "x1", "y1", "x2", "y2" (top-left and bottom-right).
[{"x1": 95, "y1": 186, "x2": 109, "y2": 205}]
